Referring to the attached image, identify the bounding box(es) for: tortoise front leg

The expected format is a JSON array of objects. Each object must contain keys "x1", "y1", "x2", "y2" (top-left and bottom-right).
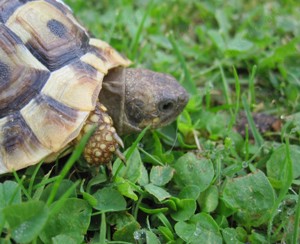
[{"x1": 76, "y1": 102, "x2": 124, "y2": 166}]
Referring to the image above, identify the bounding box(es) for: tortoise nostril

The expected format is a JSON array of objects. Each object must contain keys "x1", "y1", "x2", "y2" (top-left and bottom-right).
[{"x1": 158, "y1": 100, "x2": 175, "y2": 112}]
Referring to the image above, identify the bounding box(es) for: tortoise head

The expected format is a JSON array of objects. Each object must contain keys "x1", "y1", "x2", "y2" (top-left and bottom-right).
[{"x1": 99, "y1": 67, "x2": 189, "y2": 135}]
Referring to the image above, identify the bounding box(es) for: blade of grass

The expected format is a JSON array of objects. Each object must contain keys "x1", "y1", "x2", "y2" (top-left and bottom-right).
[
  {"x1": 219, "y1": 62, "x2": 232, "y2": 115},
  {"x1": 267, "y1": 138, "x2": 293, "y2": 242},
  {"x1": 130, "y1": 0, "x2": 154, "y2": 58},
  {"x1": 168, "y1": 32, "x2": 197, "y2": 94},
  {"x1": 28, "y1": 160, "x2": 44, "y2": 197},
  {"x1": 227, "y1": 66, "x2": 241, "y2": 131},
  {"x1": 155, "y1": 212, "x2": 174, "y2": 232},
  {"x1": 13, "y1": 172, "x2": 31, "y2": 200},
  {"x1": 47, "y1": 127, "x2": 95, "y2": 205},
  {"x1": 138, "y1": 147, "x2": 164, "y2": 166},
  {"x1": 241, "y1": 94, "x2": 264, "y2": 147},
  {"x1": 99, "y1": 213, "x2": 107, "y2": 244},
  {"x1": 293, "y1": 186, "x2": 300, "y2": 244},
  {"x1": 113, "y1": 126, "x2": 149, "y2": 178},
  {"x1": 48, "y1": 181, "x2": 80, "y2": 216},
  {"x1": 249, "y1": 65, "x2": 257, "y2": 105}
]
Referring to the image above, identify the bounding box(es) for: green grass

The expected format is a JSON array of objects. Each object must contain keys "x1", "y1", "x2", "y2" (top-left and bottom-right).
[{"x1": 1, "y1": 0, "x2": 300, "y2": 243}]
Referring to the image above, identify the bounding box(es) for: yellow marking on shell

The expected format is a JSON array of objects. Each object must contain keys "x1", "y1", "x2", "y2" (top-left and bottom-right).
[
  {"x1": 100, "y1": 144, "x2": 106, "y2": 150},
  {"x1": 42, "y1": 65, "x2": 104, "y2": 111},
  {"x1": 96, "y1": 136, "x2": 102, "y2": 142},
  {"x1": 80, "y1": 53, "x2": 108, "y2": 74},
  {"x1": 89, "y1": 38, "x2": 132, "y2": 68},
  {"x1": 21, "y1": 99, "x2": 89, "y2": 151},
  {"x1": 105, "y1": 134, "x2": 113, "y2": 142},
  {"x1": 7, "y1": 22, "x2": 32, "y2": 44}
]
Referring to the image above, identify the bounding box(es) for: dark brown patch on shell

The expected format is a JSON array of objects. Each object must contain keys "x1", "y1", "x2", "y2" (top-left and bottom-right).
[
  {"x1": 0, "y1": 0, "x2": 33, "y2": 23},
  {"x1": 6, "y1": 1, "x2": 90, "y2": 71},
  {"x1": 47, "y1": 19, "x2": 67, "y2": 38},
  {"x1": 35, "y1": 94, "x2": 78, "y2": 123},
  {"x1": 0, "y1": 24, "x2": 50, "y2": 118},
  {"x1": 2, "y1": 112, "x2": 40, "y2": 154}
]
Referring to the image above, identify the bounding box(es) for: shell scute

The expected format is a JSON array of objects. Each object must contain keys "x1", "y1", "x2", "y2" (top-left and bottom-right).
[
  {"x1": 42, "y1": 60, "x2": 104, "y2": 111},
  {"x1": 0, "y1": 23, "x2": 49, "y2": 118},
  {"x1": 21, "y1": 94, "x2": 89, "y2": 152},
  {"x1": 6, "y1": 1, "x2": 89, "y2": 71},
  {"x1": 0, "y1": 113, "x2": 51, "y2": 173}
]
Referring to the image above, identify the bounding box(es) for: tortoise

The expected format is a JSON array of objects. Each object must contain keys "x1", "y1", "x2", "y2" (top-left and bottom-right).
[{"x1": 0, "y1": 0, "x2": 188, "y2": 174}]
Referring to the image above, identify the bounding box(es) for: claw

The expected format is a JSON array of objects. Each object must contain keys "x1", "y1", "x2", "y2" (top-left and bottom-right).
[
  {"x1": 113, "y1": 133, "x2": 124, "y2": 148},
  {"x1": 115, "y1": 148, "x2": 126, "y2": 164}
]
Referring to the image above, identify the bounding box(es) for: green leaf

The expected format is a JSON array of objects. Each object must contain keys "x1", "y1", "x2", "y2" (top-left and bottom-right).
[
  {"x1": 171, "y1": 198, "x2": 196, "y2": 221},
  {"x1": 138, "y1": 164, "x2": 149, "y2": 186},
  {"x1": 145, "y1": 230, "x2": 160, "y2": 244},
  {"x1": 93, "y1": 187, "x2": 127, "y2": 212},
  {"x1": 139, "y1": 203, "x2": 168, "y2": 214},
  {"x1": 144, "y1": 183, "x2": 171, "y2": 202},
  {"x1": 150, "y1": 132, "x2": 175, "y2": 163},
  {"x1": 198, "y1": 185, "x2": 219, "y2": 213},
  {"x1": 41, "y1": 179, "x2": 77, "y2": 202},
  {"x1": 208, "y1": 30, "x2": 226, "y2": 52},
  {"x1": 0, "y1": 181, "x2": 21, "y2": 227},
  {"x1": 3, "y1": 201, "x2": 48, "y2": 244},
  {"x1": 260, "y1": 37, "x2": 300, "y2": 68},
  {"x1": 39, "y1": 198, "x2": 91, "y2": 243},
  {"x1": 115, "y1": 176, "x2": 139, "y2": 201},
  {"x1": 227, "y1": 38, "x2": 253, "y2": 52},
  {"x1": 150, "y1": 165, "x2": 174, "y2": 186},
  {"x1": 52, "y1": 234, "x2": 83, "y2": 244},
  {"x1": 113, "y1": 147, "x2": 142, "y2": 183},
  {"x1": 109, "y1": 213, "x2": 140, "y2": 243},
  {"x1": 0, "y1": 181, "x2": 21, "y2": 207},
  {"x1": 175, "y1": 213, "x2": 222, "y2": 244},
  {"x1": 178, "y1": 185, "x2": 201, "y2": 200},
  {"x1": 158, "y1": 226, "x2": 174, "y2": 241},
  {"x1": 222, "y1": 170, "x2": 275, "y2": 226},
  {"x1": 221, "y1": 228, "x2": 246, "y2": 244},
  {"x1": 173, "y1": 153, "x2": 214, "y2": 192},
  {"x1": 266, "y1": 144, "x2": 300, "y2": 183}
]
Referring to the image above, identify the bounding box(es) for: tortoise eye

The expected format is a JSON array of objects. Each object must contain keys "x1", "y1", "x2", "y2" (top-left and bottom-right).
[{"x1": 125, "y1": 99, "x2": 145, "y2": 124}]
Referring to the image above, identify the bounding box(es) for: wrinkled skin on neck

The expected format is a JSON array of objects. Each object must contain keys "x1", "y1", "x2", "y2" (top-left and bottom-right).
[{"x1": 99, "y1": 67, "x2": 189, "y2": 135}]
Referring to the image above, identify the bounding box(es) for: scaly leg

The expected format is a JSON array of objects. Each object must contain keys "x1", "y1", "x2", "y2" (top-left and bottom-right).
[{"x1": 76, "y1": 102, "x2": 124, "y2": 165}]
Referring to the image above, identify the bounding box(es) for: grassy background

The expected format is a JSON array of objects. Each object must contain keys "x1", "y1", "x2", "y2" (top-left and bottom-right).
[{"x1": 1, "y1": 0, "x2": 300, "y2": 243}]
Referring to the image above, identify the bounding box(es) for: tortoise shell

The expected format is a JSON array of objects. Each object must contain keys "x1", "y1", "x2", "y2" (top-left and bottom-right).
[{"x1": 0, "y1": 0, "x2": 131, "y2": 173}]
